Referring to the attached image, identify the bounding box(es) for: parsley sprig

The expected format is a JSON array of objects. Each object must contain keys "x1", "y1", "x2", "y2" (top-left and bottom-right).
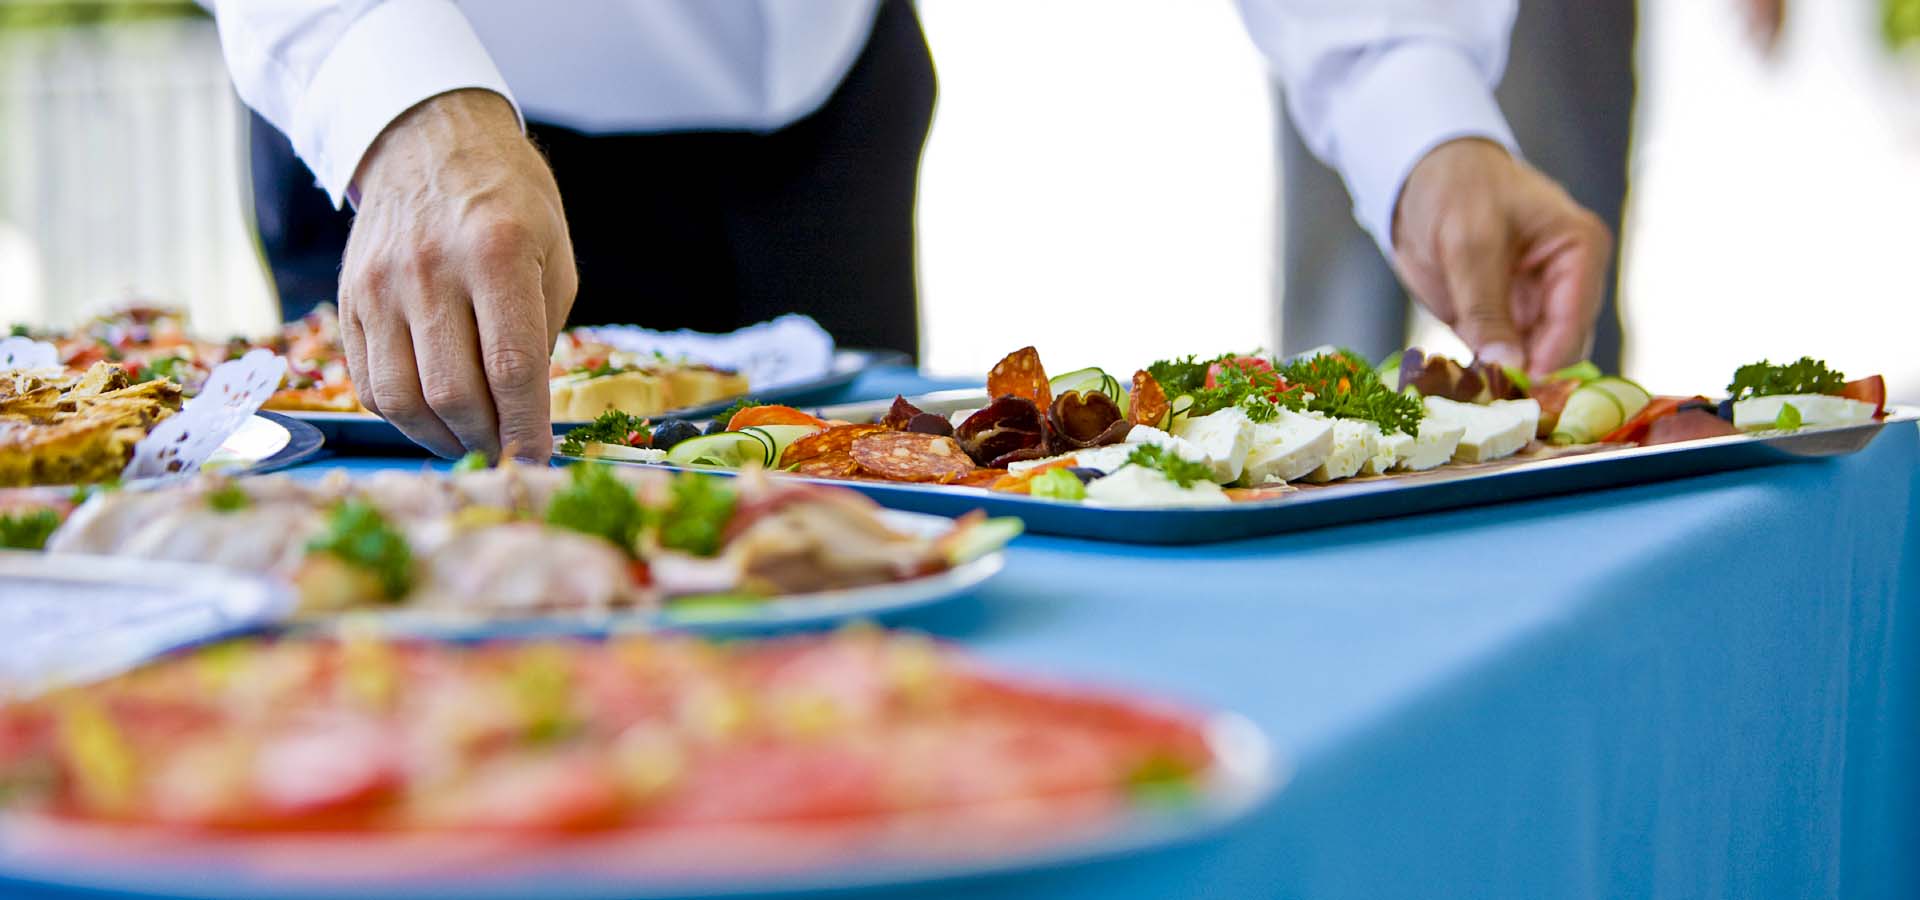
[
  {"x1": 1728, "y1": 357, "x2": 1846, "y2": 401},
  {"x1": 656, "y1": 473, "x2": 737, "y2": 557},
  {"x1": 545, "y1": 463, "x2": 647, "y2": 554},
  {"x1": 0, "y1": 509, "x2": 61, "y2": 550},
  {"x1": 1280, "y1": 349, "x2": 1423, "y2": 436},
  {"x1": 559, "y1": 410, "x2": 651, "y2": 456},
  {"x1": 714, "y1": 397, "x2": 764, "y2": 426},
  {"x1": 1125, "y1": 444, "x2": 1215, "y2": 488},
  {"x1": 1148, "y1": 353, "x2": 1301, "y2": 423},
  {"x1": 306, "y1": 501, "x2": 413, "y2": 602}
]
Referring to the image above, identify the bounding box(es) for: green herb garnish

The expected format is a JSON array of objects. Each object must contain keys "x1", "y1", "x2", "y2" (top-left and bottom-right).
[
  {"x1": 656, "y1": 473, "x2": 737, "y2": 557},
  {"x1": 1145, "y1": 355, "x2": 1216, "y2": 397},
  {"x1": 131, "y1": 355, "x2": 187, "y2": 384},
  {"x1": 1186, "y1": 359, "x2": 1298, "y2": 422},
  {"x1": 306, "y1": 501, "x2": 413, "y2": 601},
  {"x1": 0, "y1": 509, "x2": 61, "y2": 550},
  {"x1": 451, "y1": 451, "x2": 490, "y2": 472},
  {"x1": 559, "y1": 410, "x2": 651, "y2": 456},
  {"x1": 714, "y1": 397, "x2": 765, "y2": 426},
  {"x1": 1775, "y1": 402, "x2": 1803, "y2": 430},
  {"x1": 571, "y1": 360, "x2": 627, "y2": 379},
  {"x1": 1728, "y1": 357, "x2": 1846, "y2": 401},
  {"x1": 545, "y1": 463, "x2": 647, "y2": 554},
  {"x1": 8, "y1": 324, "x2": 30, "y2": 337},
  {"x1": 1028, "y1": 467, "x2": 1087, "y2": 501},
  {"x1": 205, "y1": 483, "x2": 249, "y2": 512},
  {"x1": 1280, "y1": 350, "x2": 1424, "y2": 436},
  {"x1": 1124, "y1": 444, "x2": 1215, "y2": 488}
]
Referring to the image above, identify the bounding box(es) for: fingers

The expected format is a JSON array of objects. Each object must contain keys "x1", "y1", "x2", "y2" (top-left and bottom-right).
[
  {"x1": 1520, "y1": 221, "x2": 1612, "y2": 376},
  {"x1": 1434, "y1": 213, "x2": 1524, "y2": 372},
  {"x1": 338, "y1": 295, "x2": 378, "y2": 419},
  {"x1": 362, "y1": 305, "x2": 465, "y2": 457},
  {"x1": 412, "y1": 290, "x2": 502, "y2": 459},
  {"x1": 470, "y1": 228, "x2": 556, "y2": 463}
]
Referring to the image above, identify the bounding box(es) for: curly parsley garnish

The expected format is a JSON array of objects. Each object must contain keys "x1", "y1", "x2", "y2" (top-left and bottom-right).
[
  {"x1": 306, "y1": 501, "x2": 413, "y2": 601},
  {"x1": 571, "y1": 360, "x2": 630, "y2": 379},
  {"x1": 0, "y1": 509, "x2": 61, "y2": 550},
  {"x1": 7, "y1": 324, "x2": 28, "y2": 338},
  {"x1": 714, "y1": 397, "x2": 765, "y2": 425},
  {"x1": 1188, "y1": 360, "x2": 1299, "y2": 422},
  {"x1": 1125, "y1": 444, "x2": 1215, "y2": 488},
  {"x1": 1280, "y1": 350, "x2": 1423, "y2": 436},
  {"x1": 559, "y1": 410, "x2": 651, "y2": 456},
  {"x1": 545, "y1": 463, "x2": 647, "y2": 555},
  {"x1": 1145, "y1": 355, "x2": 1216, "y2": 397},
  {"x1": 205, "y1": 483, "x2": 250, "y2": 512},
  {"x1": 131, "y1": 355, "x2": 187, "y2": 384},
  {"x1": 1728, "y1": 357, "x2": 1846, "y2": 401},
  {"x1": 656, "y1": 473, "x2": 737, "y2": 557}
]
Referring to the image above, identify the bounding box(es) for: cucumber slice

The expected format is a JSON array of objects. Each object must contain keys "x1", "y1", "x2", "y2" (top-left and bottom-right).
[
  {"x1": 664, "y1": 432, "x2": 772, "y2": 468},
  {"x1": 1549, "y1": 385, "x2": 1626, "y2": 445},
  {"x1": 1585, "y1": 377, "x2": 1651, "y2": 420},
  {"x1": 739, "y1": 425, "x2": 821, "y2": 467},
  {"x1": 1165, "y1": 393, "x2": 1195, "y2": 429},
  {"x1": 1049, "y1": 367, "x2": 1111, "y2": 398},
  {"x1": 1549, "y1": 361, "x2": 1604, "y2": 383}
]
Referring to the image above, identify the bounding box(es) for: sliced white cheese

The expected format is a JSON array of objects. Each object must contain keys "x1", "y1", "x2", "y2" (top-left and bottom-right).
[
  {"x1": 1395, "y1": 421, "x2": 1467, "y2": 472},
  {"x1": 1732, "y1": 394, "x2": 1875, "y2": 430},
  {"x1": 1083, "y1": 464, "x2": 1230, "y2": 507},
  {"x1": 1422, "y1": 397, "x2": 1539, "y2": 464},
  {"x1": 1236, "y1": 409, "x2": 1334, "y2": 486},
  {"x1": 583, "y1": 443, "x2": 666, "y2": 463},
  {"x1": 1006, "y1": 442, "x2": 1137, "y2": 476},
  {"x1": 1303, "y1": 419, "x2": 1381, "y2": 483},
  {"x1": 1361, "y1": 431, "x2": 1410, "y2": 476},
  {"x1": 1169, "y1": 408, "x2": 1254, "y2": 484}
]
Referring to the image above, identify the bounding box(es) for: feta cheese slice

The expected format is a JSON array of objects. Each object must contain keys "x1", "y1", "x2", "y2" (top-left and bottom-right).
[
  {"x1": 1394, "y1": 420, "x2": 1467, "y2": 471},
  {"x1": 1303, "y1": 419, "x2": 1381, "y2": 483},
  {"x1": 1083, "y1": 464, "x2": 1229, "y2": 507},
  {"x1": 1422, "y1": 397, "x2": 1540, "y2": 463},
  {"x1": 1361, "y1": 430, "x2": 1409, "y2": 476},
  {"x1": 1236, "y1": 409, "x2": 1334, "y2": 486},
  {"x1": 1006, "y1": 442, "x2": 1136, "y2": 476},
  {"x1": 1169, "y1": 408, "x2": 1254, "y2": 484},
  {"x1": 1731, "y1": 394, "x2": 1876, "y2": 430}
]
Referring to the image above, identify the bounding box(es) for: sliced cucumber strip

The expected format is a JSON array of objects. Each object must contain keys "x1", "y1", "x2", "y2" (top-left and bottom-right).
[
  {"x1": 1549, "y1": 385, "x2": 1626, "y2": 445},
  {"x1": 664, "y1": 432, "x2": 771, "y2": 468},
  {"x1": 1165, "y1": 393, "x2": 1195, "y2": 429},
  {"x1": 1549, "y1": 360, "x2": 1604, "y2": 383},
  {"x1": 1585, "y1": 377, "x2": 1651, "y2": 421},
  {"x1": 739, "y1": 424, "x2": 821, "y2": 467},
  {"x1": 1049, "y1": 367, "x2": 1111, "y2": 398}
]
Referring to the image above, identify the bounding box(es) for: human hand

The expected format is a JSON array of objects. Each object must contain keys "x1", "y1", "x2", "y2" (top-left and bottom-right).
[
  {"x1": 1390, "y1": 138, "x2": 1613, "y2": 379},
  {"x1": 340, "y1": 88, "x2": 577, "y2": 461}
]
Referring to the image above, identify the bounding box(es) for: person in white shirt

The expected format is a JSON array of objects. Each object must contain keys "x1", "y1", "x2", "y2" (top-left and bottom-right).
[{"x1": 205, "y1": 0, "x2": 1611, "y2": 462}]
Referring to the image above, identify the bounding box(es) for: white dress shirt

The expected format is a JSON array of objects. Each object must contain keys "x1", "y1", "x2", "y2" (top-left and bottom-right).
[{"x1": 206, "y1": 0, "x2": 1517, "y2": 256}]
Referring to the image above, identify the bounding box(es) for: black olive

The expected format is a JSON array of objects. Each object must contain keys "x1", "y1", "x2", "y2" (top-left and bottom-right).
[
  {"x1": 1716, "y1": 397, "x2": 1737, "y2": 422},
  {"x1": 1067, "y1": 466, "x2": 1107, "y2": 484},
  {"x1": 704, "y1": 418, "x2": 731, "y2": 436},
  {"x1": 651, "y1": 420, "x2": 702, "y2": 451}
]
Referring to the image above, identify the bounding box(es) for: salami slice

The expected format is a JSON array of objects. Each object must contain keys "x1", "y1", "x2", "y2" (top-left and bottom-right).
[
  {"x1": 987, "y1": 347, "x2": 1052, "y2": 411},
  {"x1": 850, "y1": 432, "x2": 976, "y2": 483},
  {"x1": 1047, "y1": 391, "x2": 1130, "y2": 450},
  {"x1": 954, "y1": 396, "x2": 1047, "y2": 467},
  {"x1": 789, "y1": 449, "x2": 863, "y2": 478},
  {"x1": 781, "y1": 424, "x2": 887, "y2": 466},
  {"x1": 1129, "y1": 370, "x2": 1169, "y2": 428},
  {"x1": 881, "y1": 395, "x2": 925, "y2": 431}
]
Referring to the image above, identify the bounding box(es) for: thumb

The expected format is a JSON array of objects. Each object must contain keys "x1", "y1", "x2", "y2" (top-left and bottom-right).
[{"x1": 1438, "y1": 220, "x2": 1524, "y2": 371}]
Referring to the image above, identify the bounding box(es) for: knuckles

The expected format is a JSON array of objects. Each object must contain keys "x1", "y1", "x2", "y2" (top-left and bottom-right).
[{"x1": 482, "y1": 344, "x2": 544, "y2": 392}]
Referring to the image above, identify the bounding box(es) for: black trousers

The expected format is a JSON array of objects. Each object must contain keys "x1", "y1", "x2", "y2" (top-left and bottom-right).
[{"x1": 248, "y1": 0, "x2": 936, "y2": 359}]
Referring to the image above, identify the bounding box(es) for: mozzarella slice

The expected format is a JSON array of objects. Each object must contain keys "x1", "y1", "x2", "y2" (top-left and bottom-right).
[
  {"x1": 1394, "y1": 421, "x2": 1467, "y2": 471},
  {"x1": 1083, "y1": 464, "x2": 1230, "y2": 507},
  {"x1": 1169, "y1": 408, "x2": 1254, "y2": 484},
  {"x1": 1732, "y1": 394, "x2": 1876, "y2": 430},
  {"x1": 1302, "y1": 419, "x2": 1381, "y2": 483},
  {"x1": 1422, "y1": 397, "x2": 1539, "y2": 463},
  {"x1": 1236, "y1": 409, "x2": 1334, "y2": 486}
]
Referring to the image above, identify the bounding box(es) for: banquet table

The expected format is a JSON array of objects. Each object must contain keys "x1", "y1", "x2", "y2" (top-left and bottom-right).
[{"x1": 63, "y1": 366, "x2": 1919, "y2": 900}]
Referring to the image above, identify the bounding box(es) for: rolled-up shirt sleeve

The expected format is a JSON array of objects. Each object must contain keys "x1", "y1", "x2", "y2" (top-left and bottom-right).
[
  {"x1": 1233, "y1": 0, "x2": 1519, "y2": 258},
  {"x1": 204, "y1": 0, "x2": 520, "y2": 207}
]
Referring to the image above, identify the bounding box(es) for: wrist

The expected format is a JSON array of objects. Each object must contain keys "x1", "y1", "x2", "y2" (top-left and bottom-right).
[
  {"x1": 349, "y1": 89, "x2": 522, "y2": 205},
  {"x1": 1391, "y1": 138, "x2": 1513, "y2": 254}
]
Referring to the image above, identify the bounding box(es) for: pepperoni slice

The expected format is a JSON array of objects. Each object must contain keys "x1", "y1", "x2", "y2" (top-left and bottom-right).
[
  {"x1": 850, "y1": 432, "x2": 977, "y2": 483},
  {"x1": 881, "y1": 395, "x2": 925, "y2": 430},
  {"x1": 780, "y1": 424, "x2": 888, "y2": 466},
  {"x1": 987, "y1": 347, "x2": 1052, "y2": 411},
  {"x1": 1129, "y1": 370, "x2": 1169, "y2": 428}
]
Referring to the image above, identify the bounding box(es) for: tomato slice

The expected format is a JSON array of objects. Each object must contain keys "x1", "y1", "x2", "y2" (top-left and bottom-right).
[
  {"x1": 1840, "y1": 375, "x2": 1886, "y2": 418},
  {"x1": 1204, "y1": 356, "x2": 1290, "y2": 396},
  {"x1": 726, "y1": 405, "x2": 830, "y2": 432},
  {"x1": 1600, "y1": 396, "x2": 1705, "y2": 445}
]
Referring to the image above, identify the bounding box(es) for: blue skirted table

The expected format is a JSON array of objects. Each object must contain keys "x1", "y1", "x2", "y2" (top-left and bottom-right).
[{"x1": 273, "y1": 367, "x2": 1920, "y2": 899}]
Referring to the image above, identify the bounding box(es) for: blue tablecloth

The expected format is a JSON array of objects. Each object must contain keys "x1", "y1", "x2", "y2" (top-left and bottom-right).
[{"x1": 272, "y1": 368, "x2": 1920, "y2": 898}]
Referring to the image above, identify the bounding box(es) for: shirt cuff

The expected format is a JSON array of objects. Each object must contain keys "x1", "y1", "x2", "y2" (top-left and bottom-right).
[
  {"x1": 295, "y1": 0, "x2": 522, "y2": 208},
  {"x1": 1318, "y1": 41, "x2": 1518, "y2": 261}
]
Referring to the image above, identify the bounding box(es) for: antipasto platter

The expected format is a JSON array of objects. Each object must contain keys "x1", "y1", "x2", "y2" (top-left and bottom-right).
[{"x1": 556, "y1": 346, "x2": 1910, "y2": 544}]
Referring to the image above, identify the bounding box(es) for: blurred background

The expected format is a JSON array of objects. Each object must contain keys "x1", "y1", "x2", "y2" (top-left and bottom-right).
[{"x1": 3, "y1": 0, "x2": 1919, "y2": 395}]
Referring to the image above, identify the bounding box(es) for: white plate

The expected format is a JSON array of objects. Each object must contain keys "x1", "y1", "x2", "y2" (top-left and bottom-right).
[{"x1": 288, "y1": 510, "x2": 1003, "y2": 638}]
